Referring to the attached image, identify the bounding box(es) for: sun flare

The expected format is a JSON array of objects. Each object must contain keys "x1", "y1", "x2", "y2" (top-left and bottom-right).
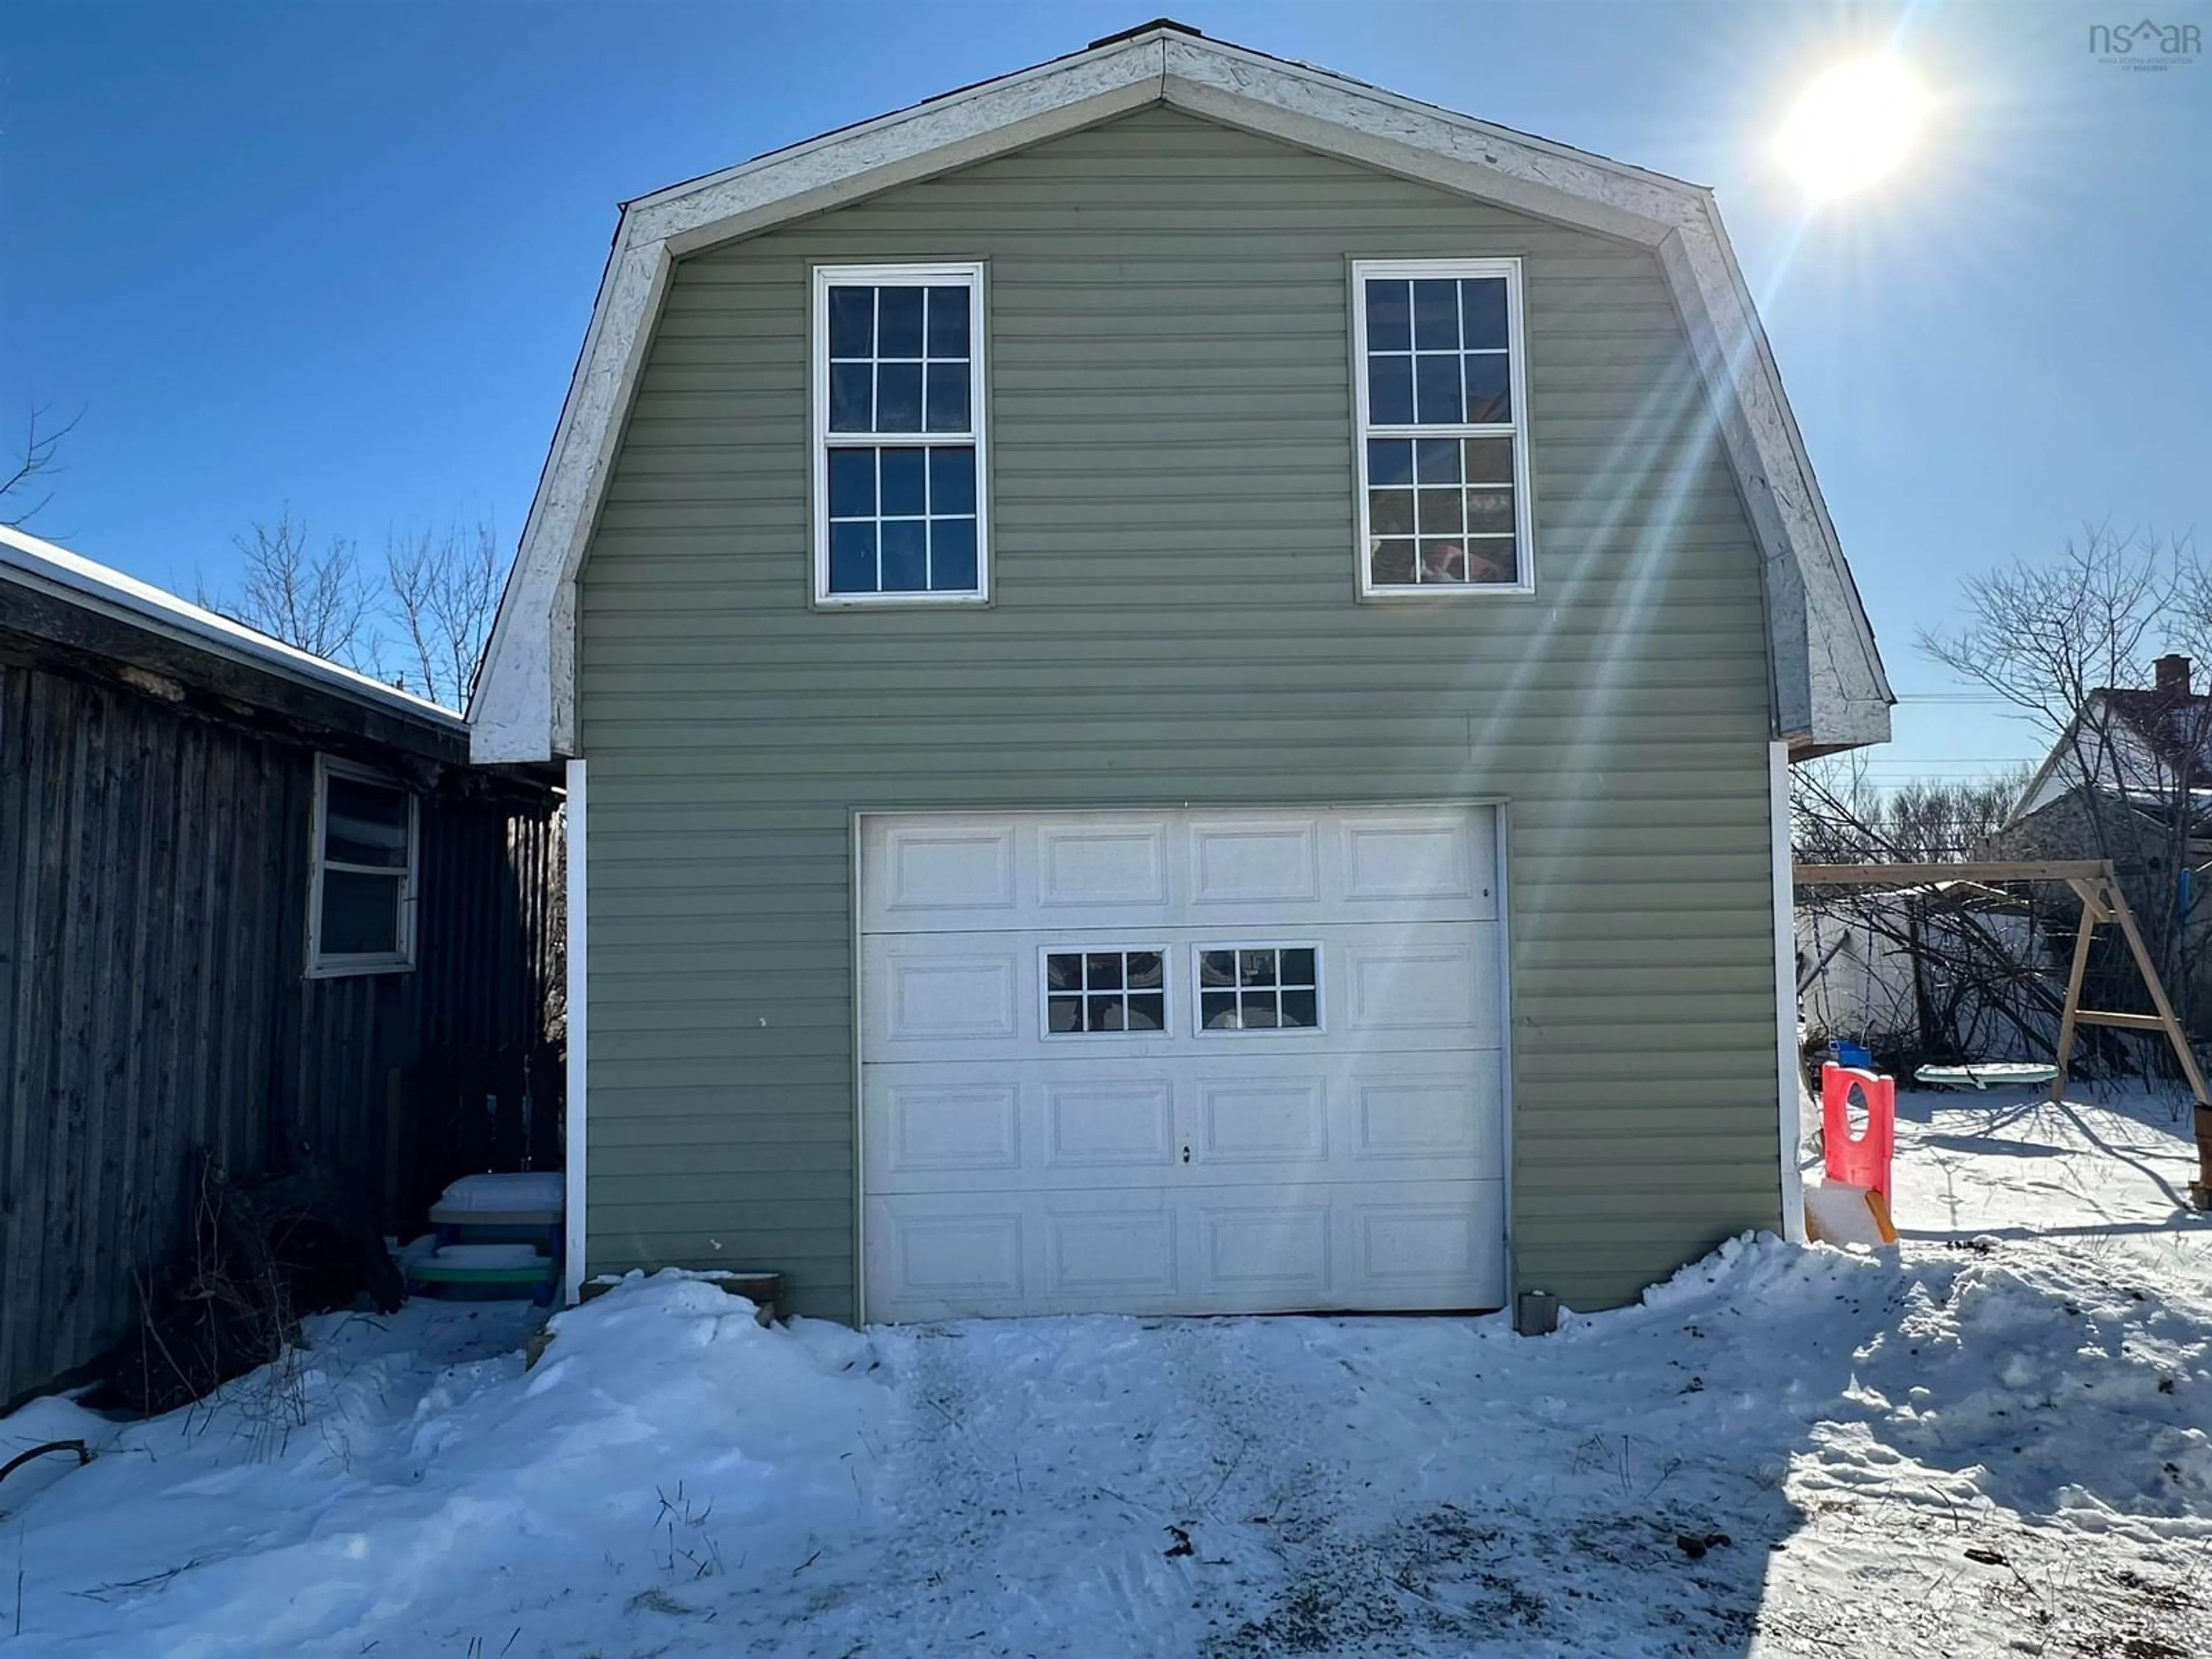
[{"x1": 1777, "y1": 56, "x2": 1929, "y2": 202}]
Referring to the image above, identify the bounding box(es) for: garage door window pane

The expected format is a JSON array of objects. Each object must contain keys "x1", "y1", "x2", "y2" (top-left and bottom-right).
[
  {"x1": 1198, "y1": 946, "x2": 1319, "y2": 1032},
  {"x1": 1045, "y1": 949, "x2": 1168, "y2": 1037}
]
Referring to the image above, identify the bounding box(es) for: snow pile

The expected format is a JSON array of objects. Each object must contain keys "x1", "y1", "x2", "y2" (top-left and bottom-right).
[
  {"x1": 0, "y1": 1276, "x2": 885, "y2": 1657},
  {"x1": 2, "y1": 1086, "x2": 2208, "y2": 1657}
]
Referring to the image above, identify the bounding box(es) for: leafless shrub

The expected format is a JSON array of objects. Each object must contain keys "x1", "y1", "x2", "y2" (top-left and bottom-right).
[
  {"x1": 95, "y1": 1153, "x2": 402, "y2": 1430},
  {"x1": 101, "y1": 1153, "x2": 302, "y2": 1428}
]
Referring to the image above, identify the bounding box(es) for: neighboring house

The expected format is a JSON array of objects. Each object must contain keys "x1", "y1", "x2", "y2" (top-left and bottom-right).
[
  {"x1": 1997, "y1": 654, "x2": 2212, "y2": 874},
  {"x1": 471, "y1": 23, "x2": 1892, "y2": 1323},
  {"x1": 0, "y1": 525, "x2": 563, "y2": 1410},
  {"x1": 1990, "y1": 652, "x2": 2212, "y2": 1022}
]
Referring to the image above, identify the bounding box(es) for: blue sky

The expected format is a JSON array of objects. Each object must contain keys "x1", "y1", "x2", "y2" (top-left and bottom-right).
[{"x1": 4, "y1": 1, "x2": 2206, "y2": 778}]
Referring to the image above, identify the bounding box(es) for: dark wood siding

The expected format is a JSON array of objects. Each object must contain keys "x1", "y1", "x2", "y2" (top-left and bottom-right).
[{"x1": 0, "y1": 653, "x2": 562, "y2": 1410}]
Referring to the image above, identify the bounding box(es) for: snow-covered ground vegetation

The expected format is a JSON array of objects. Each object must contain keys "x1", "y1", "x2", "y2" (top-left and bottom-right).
[{"x1": 2, "y1": 1085, "x2": 2207, "y2": 1658}]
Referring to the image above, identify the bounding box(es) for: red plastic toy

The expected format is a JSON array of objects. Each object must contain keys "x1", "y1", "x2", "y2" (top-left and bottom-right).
[{"x1": 1821, "y1": 1063, "x2": 1896, "y2": 1203}]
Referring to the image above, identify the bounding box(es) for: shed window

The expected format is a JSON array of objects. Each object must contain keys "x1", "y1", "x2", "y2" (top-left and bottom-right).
[
  {"x1": 813, "y1": 263, "x2": 987, "y2": 603},
  {"x1": 1353, "y1": 259, "x2": 1533, "y2": 595},
  {"x1": 309, "y1": 756, "x2": 418, "y2": 976}
]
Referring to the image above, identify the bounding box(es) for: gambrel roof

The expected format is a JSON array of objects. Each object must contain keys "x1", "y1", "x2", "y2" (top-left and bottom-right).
[{"x1": 469, "y1": 21, "x2": 1893, "y2": 762}]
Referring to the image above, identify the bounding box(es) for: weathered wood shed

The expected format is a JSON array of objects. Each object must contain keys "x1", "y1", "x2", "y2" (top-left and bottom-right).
[{"x1": 1, "y1": 525, "x2": 563, "y2": 1410}]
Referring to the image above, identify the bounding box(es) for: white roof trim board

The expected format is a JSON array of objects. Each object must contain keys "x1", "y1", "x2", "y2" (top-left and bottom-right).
[
  {"x1": 469, "y1": 26, "x2": 1893, "y2": 762},
  {"x1": 0, "y1": 522, "x2": 466, "y2": 731}
]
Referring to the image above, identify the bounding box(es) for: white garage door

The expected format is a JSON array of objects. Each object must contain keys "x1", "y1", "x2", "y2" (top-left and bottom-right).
[{"x1": 859, "y1": 806, "x2": 1506, "y2": 1321}]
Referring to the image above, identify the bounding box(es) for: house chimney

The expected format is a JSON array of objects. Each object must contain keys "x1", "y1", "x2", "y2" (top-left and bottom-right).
[{"x1": 2156, "y1": 654, "x2": 2192, "y2": 698}]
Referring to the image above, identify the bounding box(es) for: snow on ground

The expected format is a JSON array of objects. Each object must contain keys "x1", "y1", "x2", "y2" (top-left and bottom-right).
[{"x1": 2, "y1": 1086, "x2": 2209, "y2": 1658}]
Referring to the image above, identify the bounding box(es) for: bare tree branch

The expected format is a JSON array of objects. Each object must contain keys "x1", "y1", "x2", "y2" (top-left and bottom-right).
[
  {"x1": 0, "y1": 403, "x2": 86, "y2": 528},
  {"x1": 202, "y1": 508, "x2": 512, "y2": 708},
  {"x1": 1916, "y1": 524, "x2": 2176, "y2": 734},
  {"x1": 200, "y1": 510, "x2": 375, "y2": 668},
  {"x1": 384, "y1": 520, "x2": 505, "y2": 709}
]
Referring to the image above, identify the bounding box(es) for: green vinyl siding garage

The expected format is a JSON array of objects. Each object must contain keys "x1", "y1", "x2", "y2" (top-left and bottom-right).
[{"x1": 474, "y1": 29, "x2": 1892, "y2": 1323}]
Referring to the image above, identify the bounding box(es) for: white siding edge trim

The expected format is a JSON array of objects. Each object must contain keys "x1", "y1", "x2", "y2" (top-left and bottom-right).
[
  {"x1": 564, "y1": 759, "x2": 590, "y2": 1303},
  {"x1": 1770, "y1": 741, "x2": 1806, "y2": 1245},
  {"x1": 849, "y1": 810, "x2": 868, "y2": 1327},
  {"x1": 467, "y1": 25, "x2": 1892, "y2": 763},
  {"x1": 1495, "y1": 802, "x2": 1518, "y2": 1296}
]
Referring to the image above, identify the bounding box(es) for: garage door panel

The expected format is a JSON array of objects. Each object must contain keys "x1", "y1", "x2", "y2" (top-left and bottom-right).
[
  {"x1": 868, "y1": 1182, "x2": 1506, "y2": 1320},
  {"x1": 1340, "y1": 932, "x2": 1498, "y2": 1037},
  {"x1": 869, "y1": 1198, "x2": 1028, "y2": 1315},
  {"x1": 866, "y1": 922, "x2": 1496, "y2": 1055},
  {"x1": 881, "y1": 1080, "x2": 1023, "y2": 1175},
  {"x1": 1341, "y1": 815, "x2": 1482, "y2": 905},
  {"x1": 1194, "y1": 1198, "x2": 1334, "y2": 1298},
  {"x1": 1344, "y1": 1180, "x2": 1508, "y2": 1295},
  {"x1": 1044, "y1": 1078, "x2": 1176, "y2": 1168},
  {"x1": 866, "y1": 1055, "x2": 1501, "y2": 1193},
  {"x1": 1196, "y1": 1075, "x2": 1329, "y2": 1164},
  {"x1": 1045, "y1": 1195, "x2": 1179, "y2": 1303},
  {"x1": 1037, "y1": 820, "x2": 1173, "y2": 908},
  {"x1": 861, "y1": 808, "x2": 1497, "y2": 933},
  {"x1": 1188, "y1": 818, "x2": 1323, "y2": 906},
  {"x1": 877, "y1": 949, "x2": 1021, "y2": 1044},
  {"x1": 876, "y1": 824, "x2": 1018, "y2": 918},
  {"x1": 860, "y1": 805, "x2": 1506, "y2": 1320},
  {"x1": 1351, "y1": 1070, "x2": 1502, "y2": 1168}
]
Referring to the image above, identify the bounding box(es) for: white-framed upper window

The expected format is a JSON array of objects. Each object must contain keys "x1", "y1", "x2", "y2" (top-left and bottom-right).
[
  {"x1": 1195, "y1": 944, "x2": 1321, "y2": 1032},
  {"x1": 308, "y1": 754, "x2": 419, "y2": 977},
  {"x1": 812, "y1": 262, "x2": 988, "y2": 605},
  {"x1": 1351, "y1": 257, "x2": 1533, "y2": 596},
  {"x1": 1041, "y1": 946, "x2": 1168, "y2": 1036}
]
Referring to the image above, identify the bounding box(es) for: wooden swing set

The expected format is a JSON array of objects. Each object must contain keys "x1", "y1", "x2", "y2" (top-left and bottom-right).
[{"x1": 1793, "y1": 859, "x2": 2212, "y2": 1209}]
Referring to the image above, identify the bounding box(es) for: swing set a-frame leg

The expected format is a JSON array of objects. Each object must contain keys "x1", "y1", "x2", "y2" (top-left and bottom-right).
[
  {"x1": 2046, "y1": 884, "x2": 2100, "y2": 1108},
  {"x1": 2051, "y1": 869, "x2": 2212, "y2": 1210}
]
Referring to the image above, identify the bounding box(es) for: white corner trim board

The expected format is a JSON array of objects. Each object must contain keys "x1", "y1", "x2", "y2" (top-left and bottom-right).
[
  {"x1": 563, "y1": 759, "x2": 589, "y2": 1304},
  {"x1": 468, "y1": 25, "x2": 1892, "y2": 764},
  {"x1": 1770, "y1": 741, "x2": 1807, "y2": 1246}
]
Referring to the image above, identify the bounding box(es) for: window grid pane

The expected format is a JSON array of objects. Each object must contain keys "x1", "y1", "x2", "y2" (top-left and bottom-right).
[
  {"x1": 1362, "y1": 275, "x2": 1511, "y2": 433},
  {"x1": 826, "y1": 282, "x2": 974, "y2": 438},
  {"x1": 825, "y1": 444, "x2": 979, "y2": 596},
  {"x1": 1045, "y1": 950, "x2": 1165, "y2": 1036},
  {"x1": 1198, "y1": 947, "x2": 1318, "y2": 1031}
]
